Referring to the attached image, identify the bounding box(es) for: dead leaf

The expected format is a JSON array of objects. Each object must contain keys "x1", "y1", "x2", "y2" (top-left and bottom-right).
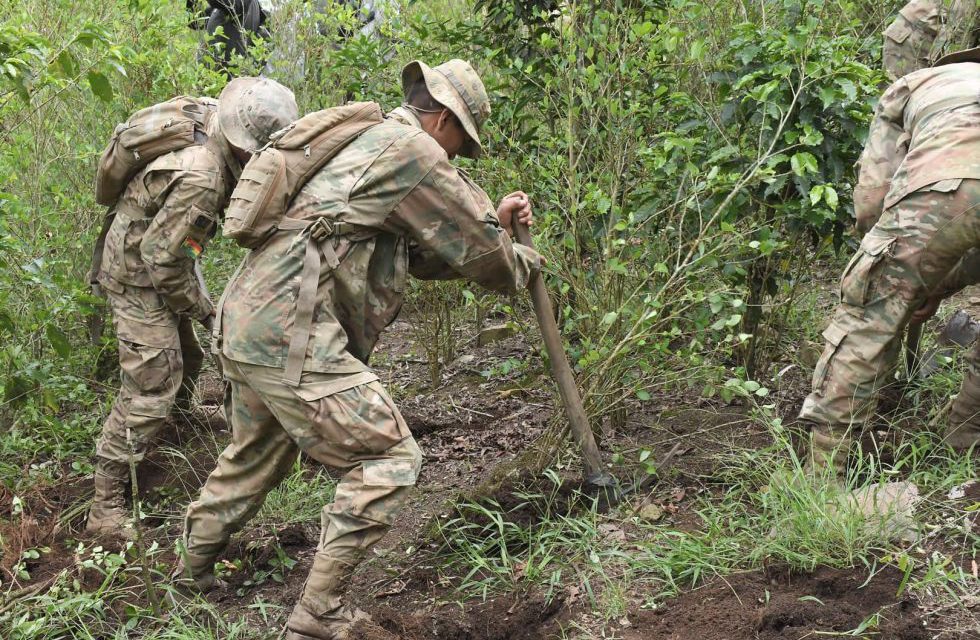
[
  {"x1": 598, "y1": 523, "x2": 627, "y2": 542},
  {"x1": 375, "y1": 580, "x2": 407, "y2": 598},
  {"x1": 639, "y1": 503, "x2": 664, "y2": 522}
]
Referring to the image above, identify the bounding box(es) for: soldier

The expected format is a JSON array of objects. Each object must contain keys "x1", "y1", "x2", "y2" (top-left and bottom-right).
[
  {"x1": 175, "y1": 59, "x2": 543, "y2": 640},
  {"x1": 801, "y1": 47, "x2": 980, "y2": 474},
  {"x1": 883, "y1": 0, "x2": 944, "y2": 81},
  {"x1": 86, "y1": 78, "x2": 298, "y2": 535},
  {"x1": 882, "y1": 2, "x2": 980, "y2": 82}
]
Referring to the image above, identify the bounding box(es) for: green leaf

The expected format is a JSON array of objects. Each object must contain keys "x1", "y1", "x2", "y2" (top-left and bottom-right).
[
  {"x1": 601, "y1": 311, "x2": 618, "y2": 325},
  {"x1": 56, "y1": 50, "x2": 77, "y2": 77},
  {"x1": 809, "y1": 185, "x2": 824, "y2": 206},
  {"x1": 87, "y1": 71, "x2": 112, "y2": 102},
  {"x1": 790, "y1": 152, "x2": 818, "y2": 176},
  {"x1": 636, "y1": 389, "x2": 651, "y2": 401},
  {"x1": 632, "y1": 21, "x2": 654, "y2": 38},
  {"x1": 824, "y1": 186, "x2": 839, "y2": 210},
  {"x1": 46, "y1": 324, "x2": 71, "y2": 358}
]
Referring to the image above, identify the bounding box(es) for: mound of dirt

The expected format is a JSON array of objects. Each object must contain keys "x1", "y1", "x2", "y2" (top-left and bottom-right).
[{"x1": 627, "y1": 565, "x2": 928, "y2": 640}]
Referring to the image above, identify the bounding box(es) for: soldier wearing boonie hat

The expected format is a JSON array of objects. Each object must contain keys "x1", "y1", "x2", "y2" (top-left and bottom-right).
[
  {"x1": 85, "y1": 77, "x2": 297, "y2": 537},
  {"x1": 173, "y1": 60, "x2": 544, "y2": 639},
  {"x1": 400, "y1": 58, "x2": 492, "y2": 159}
]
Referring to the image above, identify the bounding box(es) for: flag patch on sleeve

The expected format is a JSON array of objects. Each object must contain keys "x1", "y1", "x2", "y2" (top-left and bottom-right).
[{"x1": 181, "y1": 237, "x2": 203, "y2": 259}]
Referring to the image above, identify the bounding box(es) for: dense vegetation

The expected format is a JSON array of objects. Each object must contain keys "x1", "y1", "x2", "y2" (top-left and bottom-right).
[{"x1": 0, "y1": 0, "x2": 976, "y2": 638}]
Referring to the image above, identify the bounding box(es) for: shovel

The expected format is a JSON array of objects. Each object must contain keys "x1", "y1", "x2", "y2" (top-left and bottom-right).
[{"x1": 512, "y1": 221, "x2": 618, "y2": 495}]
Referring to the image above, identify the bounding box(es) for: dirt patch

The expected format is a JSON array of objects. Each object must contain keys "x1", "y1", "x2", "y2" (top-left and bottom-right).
[
  {"x1": 362, "y1": 590, "x2": 566, "y2": 640},
  {"x1": 627, "y1": 565, "x2": 929, "y2": 640}
]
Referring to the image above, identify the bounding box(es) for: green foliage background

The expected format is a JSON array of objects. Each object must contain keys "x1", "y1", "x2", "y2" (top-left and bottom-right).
[{"x1": 0, "y1": 0, "x2": 901, "y2": 482}]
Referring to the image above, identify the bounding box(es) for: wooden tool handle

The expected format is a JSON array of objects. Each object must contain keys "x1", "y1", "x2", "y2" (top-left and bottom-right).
[{"x1": 513, "y1": 222, "x2": 607, "y2": 481}]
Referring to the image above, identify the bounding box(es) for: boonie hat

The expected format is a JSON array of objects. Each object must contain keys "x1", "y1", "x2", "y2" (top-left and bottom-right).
[
  {"x1": 401, "y1": 59, "x2": 490, "y2": 159},
  {"x1": 218, "y1": 76, "x2": 298, "y2": 152},
  {"x1": 934, "y1": 45, "x2": 980, "y2": 66}
]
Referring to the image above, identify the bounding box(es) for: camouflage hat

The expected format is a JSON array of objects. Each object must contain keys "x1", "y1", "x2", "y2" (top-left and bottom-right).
[
  {"x1": 218, "y1": 76, "x2": 298, "y2": 152},
  {"x1": 401, "y1": 59, "x2": 490, "y2": 159},
  {"x1": 934, "y1": 46, "x2": 980, "y2": 66}
]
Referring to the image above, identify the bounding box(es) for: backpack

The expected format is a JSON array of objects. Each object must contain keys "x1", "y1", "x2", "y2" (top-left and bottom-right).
[
  {"x1": 89, "y1": 97, "x2": 215, "y2": 296},
  {"x1": 222, "y1": 101, "x2": 384, "y2": 248},
  {"x1": 94, "y1": 96, "x2": 214, "y2": 206}
]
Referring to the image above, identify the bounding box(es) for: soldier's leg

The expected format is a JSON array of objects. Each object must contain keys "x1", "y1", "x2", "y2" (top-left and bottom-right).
[
  {"x1": 800, "y1": 180, "x2": 980, "y2": 472},
  {"x1": 175, "y1": 316, "x2": 205, "y2": 414},
  {"x1": 181, "y1": 357, "x2": 299, "y2": 585},
  {"x1": 947, "y1": 338, "x2": 980, "y2": 452},
  {"x1": 237, "y1": 366, "x2": 422, "y2": 640},
  {"x1": 89, "y1": 337, "x2": 182, "y2": 533}
]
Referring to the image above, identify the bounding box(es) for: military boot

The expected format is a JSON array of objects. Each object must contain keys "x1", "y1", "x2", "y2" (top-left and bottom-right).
[
  {"x1": 85, "y1": 467, "x2": 134, "y2": 537},
  {"x1": 285, "y1": 554, "x2": 371, "y2": 640},
  {"x1": 174, "y1": 380, "x2": 196, "y2": 415},
  {"x1": 804, "y1": 423, "x2": 850, "y2": 484},
  {"x1": 170, "y1": 549, "x2": 226, "y2": 595}
]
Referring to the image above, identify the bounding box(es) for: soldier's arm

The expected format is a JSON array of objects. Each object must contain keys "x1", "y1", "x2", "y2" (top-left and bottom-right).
[
  {"x1": 853, "y1": 78, "x2": 912, "y2": 234},
  {"x1": 139, "y1": 165, "x2": 221, "y2": 323},
  {"x1": 392, "y1": 151, "x2": 542, "y2": 295}
]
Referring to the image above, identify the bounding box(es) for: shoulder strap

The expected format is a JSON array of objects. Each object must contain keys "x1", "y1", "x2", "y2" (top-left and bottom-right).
[
  {"x1": 88, "y1": 211, "x2": 116, "y2": 296},
  {"x1": 274, "y1": 217, "x2": 374, "y2": 386}
]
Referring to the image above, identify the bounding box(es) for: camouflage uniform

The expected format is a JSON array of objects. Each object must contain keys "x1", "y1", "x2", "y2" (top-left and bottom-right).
[
  {"x1": 88, "y1": 78, "x2": 298, "y2": 535},
  {"x1": 929, "y1": 0, "x2": 980, "y2": 63},
  {"x1": 801, "y1": 60, "x2": 980, "y2": 465},
  {"x1": 883, "y1": 0, "x2": 944, "y2": 81},
  {"x1": 882, "y1": 2, "x2": 980, "y2": 81},
  {"x1": 91, "y1": 114, "x2": 236, "y2": 528},
  {"x1": 180, "y1": 61, "x2": 541, "y2": 640}
]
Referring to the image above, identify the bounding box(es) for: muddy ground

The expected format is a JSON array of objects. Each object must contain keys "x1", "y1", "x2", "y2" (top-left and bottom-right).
[{"x1": 2, "y1": 312, "x2": 978, "y2": 639}]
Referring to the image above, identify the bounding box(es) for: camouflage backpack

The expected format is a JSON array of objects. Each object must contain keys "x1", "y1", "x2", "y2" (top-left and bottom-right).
[
  {"x1": 89, "y1": 97, "x2": 215, "y2": 296},
  {"x1": 95, "y1": 96, "x2": 215, "y2": 206},
  {"x1": 223, "y1": 101, "x2": 384, "y2": 248}
]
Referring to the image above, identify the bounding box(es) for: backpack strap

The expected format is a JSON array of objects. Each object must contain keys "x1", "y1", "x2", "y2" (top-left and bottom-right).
[
  {"x1": 274, "y1": 217, "x2": 373, "y2": 386},
  {"x1": 88, "y1": 212, "x2": 116, "y2": 296}
]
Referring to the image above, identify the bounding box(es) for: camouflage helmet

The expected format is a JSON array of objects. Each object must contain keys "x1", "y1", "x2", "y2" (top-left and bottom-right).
[
  {"x1": 218, "y1": 76, "x2": 298, "y2": 152},
  {"x1": 934, "y1": 45, "x2": 980, "y2": 66},
  {"x1": 401, "y1": 59, "x2": 491, "y2": 159}
]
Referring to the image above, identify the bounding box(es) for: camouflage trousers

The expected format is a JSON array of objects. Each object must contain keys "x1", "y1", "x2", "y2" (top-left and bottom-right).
[
  {"x1": 182, "y1": 356, "x2": 422, "y2": 632},
  {"x1": 95, "y1": 284, "x2": 204, "y2": 477},
  {"x1": 800, "y1": 179, "x2": 980, "y2": 453}
]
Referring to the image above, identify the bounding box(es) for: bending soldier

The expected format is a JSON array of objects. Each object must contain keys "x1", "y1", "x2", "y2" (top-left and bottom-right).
[
  {"x1": 801, "y1": 47, "x2": 980, "y2": 474},
  {"x1": 175, "y1": 60, "x2": 542, "y2": 640},
  {"x1": 86, "y1": 78, "x2": 298, "y2": 535}
]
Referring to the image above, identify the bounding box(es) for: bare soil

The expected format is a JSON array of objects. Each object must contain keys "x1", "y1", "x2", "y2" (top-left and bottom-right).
[
  {"x1": 629, "y1": 565, "x2": 928, "y2": 640},
  {"x1": 2, "y1": 313, "x2": 973, "y2": 639}
]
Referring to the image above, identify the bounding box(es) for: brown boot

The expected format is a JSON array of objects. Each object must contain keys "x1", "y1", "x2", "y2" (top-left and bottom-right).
[
  {"x1": 171, "y1": 549, "x2": 226, "y2": 593},
  {"x1": 285, "y1": 554, "x2": 371, "y2": 640},
  {"x1": 85, "y1": 468, "x2": 134, "y2": 537},
  {"x1": 804, "y1": 424, "x2": 850, "y2": 485}
]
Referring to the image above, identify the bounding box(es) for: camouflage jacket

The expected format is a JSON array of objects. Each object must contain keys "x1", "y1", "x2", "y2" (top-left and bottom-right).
[
  {"x1": 853, "y1": 62, "x2": 980, "y2": 231},
  {"x1": 220, "y1": 107, "x2": 539, "y2": 375},
  {"x1": 884, "y1": 0, "x2": 944, "y2": 81},
  {"x1": 97, "y1": 115, "x2": 240, "y2": 347}
]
